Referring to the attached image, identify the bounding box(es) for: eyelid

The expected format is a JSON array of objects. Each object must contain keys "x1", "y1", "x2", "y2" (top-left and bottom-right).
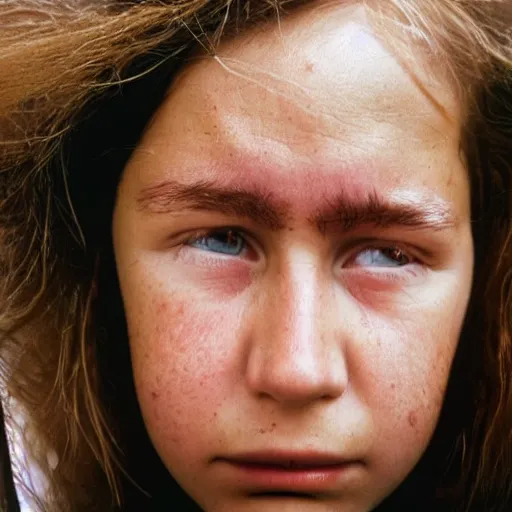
[
  {"x1": 181, "y1": 226, "x2": 262, "y2": 261},
  {"x1": 339, "y1": 239, "x2": 422, "y2": 268},
  {"x1": 184, "y1": 226, "x2": 252, "y2": 244}
]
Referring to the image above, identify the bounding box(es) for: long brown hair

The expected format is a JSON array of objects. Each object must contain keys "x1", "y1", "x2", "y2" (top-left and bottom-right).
[{"x1": 0, "y1": 1, "x2": 511, "y2": 510}]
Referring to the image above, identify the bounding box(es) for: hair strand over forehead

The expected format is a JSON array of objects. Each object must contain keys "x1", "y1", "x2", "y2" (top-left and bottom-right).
[{"x1": 0, "y1": 1, "x2": 510, "y2": 511}]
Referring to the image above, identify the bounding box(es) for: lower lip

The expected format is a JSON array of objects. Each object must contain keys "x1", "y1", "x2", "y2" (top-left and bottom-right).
[{"x1": 221, "y1": 460, "x2": 359, "y2": 492}]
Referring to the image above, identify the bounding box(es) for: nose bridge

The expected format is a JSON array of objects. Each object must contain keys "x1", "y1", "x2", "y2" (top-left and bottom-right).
[{"x1": 245, "y1": 255, "x2": 347, "y2": 406}]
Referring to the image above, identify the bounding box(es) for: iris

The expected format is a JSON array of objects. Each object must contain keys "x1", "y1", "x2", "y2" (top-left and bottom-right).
[
  {"x1": 354, "y1": 247, "x2": 410, "y2": 267},
  {"x1": 189, "y1": 229, "x2": 246, "y2": 256}
]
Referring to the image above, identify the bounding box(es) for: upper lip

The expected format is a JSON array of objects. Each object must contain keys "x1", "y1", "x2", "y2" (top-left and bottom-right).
[{"x1": 220, "y1": 450, "x2": 355, "y2": 469}]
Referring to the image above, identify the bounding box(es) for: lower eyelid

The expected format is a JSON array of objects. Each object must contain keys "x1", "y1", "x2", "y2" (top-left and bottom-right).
[
  {"x1": 177, "y1": 245, "x2": 247, "y2": 268},
  {"x1": 343, "y1": 264, "x2": 425, "y2": 281}
]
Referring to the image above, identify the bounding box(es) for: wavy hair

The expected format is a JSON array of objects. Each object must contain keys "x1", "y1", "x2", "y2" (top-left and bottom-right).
[{"x1": 0, "y1": 1, "x2": 511, "y2": 511}]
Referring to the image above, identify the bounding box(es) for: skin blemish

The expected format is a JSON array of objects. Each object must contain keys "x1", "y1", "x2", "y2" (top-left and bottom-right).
[
  {"x1": 259, "y1": 423, "x2": 277, "y2": 434},
  {"x1": 156, "y1": 302, "x2": 168, "y2": 314},
  {"x1": 408, "y1": 411, "x2": 418, "y2": 428},
  {"x1": 151, "y1": 391, "x2": 159, "y2": 400}
]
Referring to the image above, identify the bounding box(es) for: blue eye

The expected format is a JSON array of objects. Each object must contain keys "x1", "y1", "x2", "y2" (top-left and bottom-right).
[
  {"x1": 353, "y1": 247, "x2": 411, "y2": 267},
  {"x1": 188, "y1": 229, "x2": 246, "y2": 256}
]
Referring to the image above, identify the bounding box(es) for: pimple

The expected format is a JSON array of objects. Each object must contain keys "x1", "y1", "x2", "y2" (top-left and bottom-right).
[
  {"x1": 156, "y1": 302, "x2": 168, "y2": 314},
  {"x1": 408, "y1": 411, "x2": 418, "y2": 428}
]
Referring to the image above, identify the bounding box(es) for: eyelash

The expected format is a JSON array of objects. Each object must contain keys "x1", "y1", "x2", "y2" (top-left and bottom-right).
[{"x1": 182, "y1": 227, "x2": 420, "y2": 271}]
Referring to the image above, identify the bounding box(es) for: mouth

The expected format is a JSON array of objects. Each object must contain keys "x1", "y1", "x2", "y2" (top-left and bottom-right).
[
  {"x1": 223, "y1": 450, "x2": 354, "y2": 468},
  {"x1": 229, "y1": 459, "x2": 347, "y2": 470},
  {"x1": 216, "y1": 450, "x2": 362, "y2": 494}
]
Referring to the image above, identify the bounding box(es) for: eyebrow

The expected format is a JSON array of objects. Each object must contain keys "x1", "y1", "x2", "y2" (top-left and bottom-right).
[{"x1": 136, "y1": 179, "x2": 457, "y2": 233}]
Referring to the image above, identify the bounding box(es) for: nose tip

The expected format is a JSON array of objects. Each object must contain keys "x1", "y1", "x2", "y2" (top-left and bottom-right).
[
  {"x1": 246, "y1": 349, "x2": 346, "y2": 407},
  {"x1": 244, "y1": 269, "x2": 348, "y2": 408}
]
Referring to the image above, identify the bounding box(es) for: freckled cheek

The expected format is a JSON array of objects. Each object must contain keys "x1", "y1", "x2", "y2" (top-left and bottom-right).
[
  {"x1": 358, "y1": 316, "x2": 457, "y2": 460},
  {"x1": 180, "y1": 257, "x2": 254, "y2": 296},
  {"x1": 343, "y1": 275, "x2": 430, "y2": 314},
  {"x1": 126, "y1": 293, "x2": 239, "y2": 455}
]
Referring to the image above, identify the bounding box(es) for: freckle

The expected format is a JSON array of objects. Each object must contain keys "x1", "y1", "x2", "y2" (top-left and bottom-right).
[
  {"x1": 408, "y1": 411, "x2": 418, "y2": 428},
  {"x1": 258, "y1": 428, "x2": 266, "y2": 434},
  {"x1": 390, "y1": 383, "x2": 396, "y2": 390}
]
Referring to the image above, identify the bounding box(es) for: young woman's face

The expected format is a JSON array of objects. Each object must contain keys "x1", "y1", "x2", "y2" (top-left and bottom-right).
[{"x1": 113, "y1": 3, "x2": 474, "y2": 511}]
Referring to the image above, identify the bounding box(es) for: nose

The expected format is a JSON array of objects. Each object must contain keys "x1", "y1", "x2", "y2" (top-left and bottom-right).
[{"x1": 244, "y1": 256, "x2": 348, "y2": 408}]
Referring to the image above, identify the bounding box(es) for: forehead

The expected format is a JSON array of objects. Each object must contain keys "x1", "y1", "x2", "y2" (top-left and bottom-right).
[{"x1": 128, "y1": 2, "x2": 466, "y2": 211}]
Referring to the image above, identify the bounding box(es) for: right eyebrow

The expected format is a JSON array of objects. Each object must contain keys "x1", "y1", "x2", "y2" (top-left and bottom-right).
[{"x1": 136, "y1": 179, "x2": 289, "y2": 230}]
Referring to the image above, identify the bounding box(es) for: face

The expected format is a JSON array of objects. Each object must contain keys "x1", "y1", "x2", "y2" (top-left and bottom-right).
[{"x1": 113, "y1": 3, "x2": 474, "y2": 511}]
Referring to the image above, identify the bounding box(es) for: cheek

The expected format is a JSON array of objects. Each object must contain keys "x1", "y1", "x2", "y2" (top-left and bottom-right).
[
  {"x1": 125, "y1": 288, "x2": 240, "y2": 466},
  {"x1": 357, "y1": 309, "x2": 459, "y2": 473}
]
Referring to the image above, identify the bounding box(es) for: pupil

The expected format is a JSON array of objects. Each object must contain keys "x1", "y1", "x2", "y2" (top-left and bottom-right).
[
  {"x1": 215, "y1": 230, "x2": 237, "y2": 247},
  {"x1": 384, "y1": 247, "x2": 408, "y2": 264},
  {"x1": 204, "y1": 229, "x2": 244, "y2": 255}
]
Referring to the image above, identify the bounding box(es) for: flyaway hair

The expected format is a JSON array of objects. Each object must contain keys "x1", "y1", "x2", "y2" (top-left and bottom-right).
[{"x1": 0, "y1": 1, "x2": 510, "y2": 511}]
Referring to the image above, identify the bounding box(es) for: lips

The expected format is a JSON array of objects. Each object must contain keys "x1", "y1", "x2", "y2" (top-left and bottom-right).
[
  {"x1": 223, "y1": 450, "x2": 352, "y2": 468},
  {"x1": 216, "y1": 450, "x2": 361, "y2": 493},
  {"x1": 242, "y1": 459, "x2": 343, "y2": 469},
  {"x1": 225, "y1": 453, "x2": 349, "y2": 469}
]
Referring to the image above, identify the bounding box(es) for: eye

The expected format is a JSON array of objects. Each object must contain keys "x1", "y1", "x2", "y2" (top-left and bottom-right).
[
  {"x1": 187, "y1": 228, "x2": 247, "y2": 256},
  {"x1": 349, "y1": 246, "x2": 412, "y2": 268}
]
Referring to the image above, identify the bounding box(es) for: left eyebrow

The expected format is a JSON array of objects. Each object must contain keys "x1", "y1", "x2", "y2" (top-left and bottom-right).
[
  {"x1": 312, "y1": 189, "x2": 457, "y2": 234},
  {"x1": 136, "y1": 179, "x2": 457, "y2": 233}
]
